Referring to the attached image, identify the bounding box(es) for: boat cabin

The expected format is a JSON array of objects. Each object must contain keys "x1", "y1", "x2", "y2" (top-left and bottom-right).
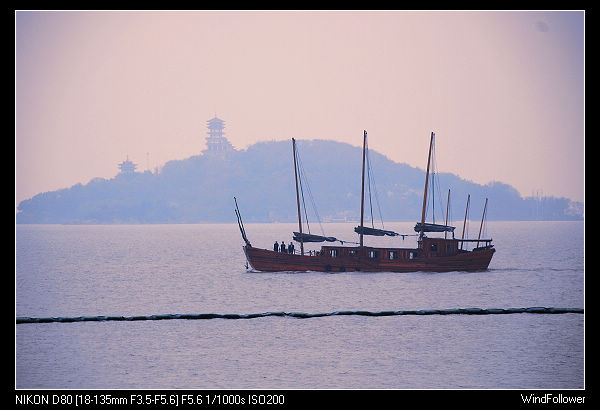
[
  {"x1": 319, "y1": 245, "x2": 423, "y2": 261},
  {"x1": 318, "y1": 236, "x2": 493, "y2": 262},
  {"x1": 418, "y1": 237, "x2": 460, "y2": 257}
]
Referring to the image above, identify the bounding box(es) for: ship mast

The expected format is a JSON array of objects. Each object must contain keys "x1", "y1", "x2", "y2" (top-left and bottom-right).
[
  {"x1": 359, "y1": 130, "x2": 367, "y2": 247},
  {"x1": 461, "y1": 194, "x2": 470, "y2": 250},
  {"x1": 444, "y1": 189, "x2": 450, "y2": 239},
  {"x1": 419, "y1": 132, "x2": 435, "y2": 241},
  {"x1": 477, "y1": 198, "x2": 488, "y2": 248},
  {"x1": 292, "y1": 138, "x2": 304, "y2": 256}
]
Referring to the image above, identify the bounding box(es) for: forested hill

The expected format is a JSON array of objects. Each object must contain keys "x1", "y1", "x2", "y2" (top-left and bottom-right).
[{"x1": 16, "y1": 140, "x2": 583, "y2": 224}]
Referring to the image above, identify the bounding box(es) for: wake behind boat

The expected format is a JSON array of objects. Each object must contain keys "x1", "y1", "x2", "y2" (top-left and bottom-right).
[{"x1": 236, "y1": 131, "x2": 495, "y2": 272}]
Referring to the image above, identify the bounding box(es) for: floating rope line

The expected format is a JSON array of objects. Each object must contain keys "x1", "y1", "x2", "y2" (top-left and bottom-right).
[{"x1": 16, "y1": 307, "x2": 583, "y2": 324}]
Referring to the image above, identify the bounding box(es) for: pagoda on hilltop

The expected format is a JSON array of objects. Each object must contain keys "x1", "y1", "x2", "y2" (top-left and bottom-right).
[
  {"x1": 118, "y1": 156, "x2": 137, "y2": 174},
  {"x1": 204, "y1": 116, "x2": 235, "y2": 155}
]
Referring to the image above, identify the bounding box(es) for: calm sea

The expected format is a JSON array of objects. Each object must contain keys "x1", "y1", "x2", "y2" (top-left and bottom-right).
[{"x1": 15, "y1": 221, "x2": 584, "y2": 390}]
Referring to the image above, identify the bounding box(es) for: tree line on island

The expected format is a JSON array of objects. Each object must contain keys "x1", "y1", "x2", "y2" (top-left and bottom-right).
[{"x1": 16, "y1": 140, "x2": 583, "y2": 224}]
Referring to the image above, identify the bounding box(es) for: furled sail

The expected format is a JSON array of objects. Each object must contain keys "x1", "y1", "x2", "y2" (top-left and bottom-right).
[
  {"x1": 293, "y1": 232, "x2": 337, "y2": 243},
  {"x1": 414, "y1": 222, "x2": 455, "y2": 233},
  {"x1": 354, "y1": 226, "x2": 399, "y2": 237}
]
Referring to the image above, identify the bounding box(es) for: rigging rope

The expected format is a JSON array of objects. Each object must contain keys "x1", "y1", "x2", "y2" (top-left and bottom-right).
[
  {"x1": 367, "y1": 146, "x2": 374, "y2": 228},
  {"x1": 427, "y1": 136, "x2": 448, "y2": 226},
  {"x1": 363, "y1": 136, "x2": 388, "y2": 231},
  {"x1": 365, "y1": 139, "x2": 386, "y2": 230},
  {"x1": 295, "y1": 143, "x2": 327, "y2": 237},
  {"x1": 296, "y1": 150, "x2": 311, "y2": 234}
]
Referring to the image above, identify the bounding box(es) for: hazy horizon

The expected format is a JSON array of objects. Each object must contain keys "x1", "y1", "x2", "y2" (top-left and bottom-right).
[{"x1": 15, "y1": 10, "x2": 585, "y2": 208}]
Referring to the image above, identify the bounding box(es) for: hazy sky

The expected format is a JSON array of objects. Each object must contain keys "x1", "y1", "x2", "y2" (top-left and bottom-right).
[{"x1": 15, "y1": 10, "x2": 584, "y2": 209}]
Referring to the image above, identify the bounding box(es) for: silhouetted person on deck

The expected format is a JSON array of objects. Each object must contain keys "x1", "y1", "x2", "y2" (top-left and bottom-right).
[
  {"x1": 273, "y1": 241, "x2": 279, "y2": 252},
  {"x1": 280, "y1": 241, "x2": 286, "y2": 253},
  {"x1": 288, "y1": 242, "x2": 294, "y2": 254}
]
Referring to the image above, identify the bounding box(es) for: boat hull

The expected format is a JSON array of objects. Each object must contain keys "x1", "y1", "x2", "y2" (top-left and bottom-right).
[{"x1": 243, "y1": 244, "x2": 495, "y2": 273}]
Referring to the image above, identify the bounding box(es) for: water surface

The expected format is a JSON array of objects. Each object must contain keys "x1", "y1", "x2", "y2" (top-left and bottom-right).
[{"x1": 15, "y1": 221, "x2": 584, "y2": 389}]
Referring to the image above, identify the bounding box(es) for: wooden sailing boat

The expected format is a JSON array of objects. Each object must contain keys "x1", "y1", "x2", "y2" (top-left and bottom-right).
[{"x1": 239, "y1": 131, "x2": 495, "y2": 272}]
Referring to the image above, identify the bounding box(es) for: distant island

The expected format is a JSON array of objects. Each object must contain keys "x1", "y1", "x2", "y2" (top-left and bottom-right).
[{"x1": 16, "y1": 139, "x2": 583, "y2": 224}]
